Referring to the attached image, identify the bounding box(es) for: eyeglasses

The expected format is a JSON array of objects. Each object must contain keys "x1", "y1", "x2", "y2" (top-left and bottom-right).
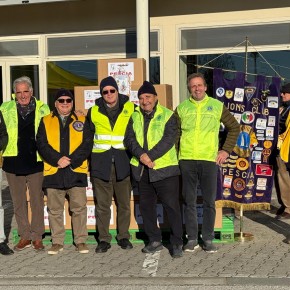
[
  {"x1": 102, "y1": 89, "x2": 116, "y2": 95},
  {"x1": 57, "y1": 98, "x2": 72, "y2": 104}
]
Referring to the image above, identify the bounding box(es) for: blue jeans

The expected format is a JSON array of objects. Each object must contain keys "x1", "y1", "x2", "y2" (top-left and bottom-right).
[{"x1": 179, "y1": 160, "x2": 217, "y2": 242}]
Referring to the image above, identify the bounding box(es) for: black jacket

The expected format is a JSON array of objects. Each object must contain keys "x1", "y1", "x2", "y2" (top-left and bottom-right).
[
  {"x1": 0, "y1": 111, "x2": 8, "y2": 152},
  {"x1": 3, "y1": 110, "x2": 43, "y2": 175},
  {"x1": 124, "y1": 103, "x2": 180, "y2": 182},
  {"x1": 36, "y1": 111, "x2": 93, "y2": 189},
  {"x1": 87, "y1": 94, "x2": 134, "y2": 181}
]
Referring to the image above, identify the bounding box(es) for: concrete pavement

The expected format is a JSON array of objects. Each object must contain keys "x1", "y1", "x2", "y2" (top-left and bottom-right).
[{"x1": 1, "y1": 175, "x2": 290, "y2": 289}]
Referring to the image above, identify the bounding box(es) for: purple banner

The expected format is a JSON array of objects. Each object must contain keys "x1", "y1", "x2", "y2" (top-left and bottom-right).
[{"x1": 213, "y1": 68, "x2": 280, "y2": 210}]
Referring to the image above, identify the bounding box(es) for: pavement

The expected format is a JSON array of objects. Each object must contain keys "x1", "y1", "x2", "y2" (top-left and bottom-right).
[{"x1": 1, "y1": 174, "x2": 290, "y2": 290}]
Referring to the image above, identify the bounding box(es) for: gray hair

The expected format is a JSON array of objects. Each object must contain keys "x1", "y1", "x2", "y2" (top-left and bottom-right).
[{"x1": 13, "y1": 76, "x2": 33, "y2": 93}]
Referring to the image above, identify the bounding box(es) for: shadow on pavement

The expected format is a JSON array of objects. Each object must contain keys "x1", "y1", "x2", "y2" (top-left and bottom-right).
[
  {"x1": 2, "y1": 186, "x2": 14, "y2": 243},
  {"x1": 243, "y1": 206, "x2": 290, "y2": 242}
]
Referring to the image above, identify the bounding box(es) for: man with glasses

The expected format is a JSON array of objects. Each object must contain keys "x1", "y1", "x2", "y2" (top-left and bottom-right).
[
  {"x1": 0, "y1": 76, "x2": 50, "y2": 252},
  {"x1": 37, "y1": 89, "x2": 93, "y2": 255},
  {"x1": 87, "y1": 76, "x2": 135, "y2": 253}
]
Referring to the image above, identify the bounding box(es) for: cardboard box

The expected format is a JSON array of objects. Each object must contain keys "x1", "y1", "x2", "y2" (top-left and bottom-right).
[
  {"x1": 130, "y1": 198, "x2": 222, "y2": 230},
  {"x1": 154, "y1": 84, "x2": 173, "y2": 110},
  {"x1": 214, "y1": 207, "x2": 223, "y2": 229},
  {"x1": 128, "y1": 84, "x2": 173, "y2": 110},
  {"x1": 74, "y1": 83, "x2": 173, "y2": 115},
  {"x1": 86, "y1": 200, "x2": 116, "y2": 230},
  {"x1": 86, "y1": 176, "x2": 95, "y2": 201},
  {"x1": 98, "y1": 58, "x2": 146, "y2": 94},
  {"x1": 28, "y1": 195, "x2": 222, "y2": 232},
  {"x1": 74, "y1": 85, "x2": 101, "y2": 115}
]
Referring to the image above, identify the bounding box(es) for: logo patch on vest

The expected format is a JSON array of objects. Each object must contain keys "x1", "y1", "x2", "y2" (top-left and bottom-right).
[
  {"x1": 207, "y1": 106, "x2": 213, "y2": 111},
  {"x1": 73, "y1": 121, "x2": 84, "y2": 131}
]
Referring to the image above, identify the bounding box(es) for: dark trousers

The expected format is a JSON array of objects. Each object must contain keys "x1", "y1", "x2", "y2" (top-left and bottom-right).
[
  {"x1": 138, "y1": 169, "x2": 183, "y2": 245},
  {"x1": 179, "y1": 160, "x2": 217, "y2": 242},
  {"x1": 92, "y1": 164, "x2": 131, "y2": 243}
]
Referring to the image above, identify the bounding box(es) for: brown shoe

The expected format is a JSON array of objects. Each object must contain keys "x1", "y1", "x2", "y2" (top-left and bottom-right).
[
  {"x1": 32, "y1": 240, "x2": 45, "y2": 251},
  {"x1": 14, "y1": 239, "x2": 31, "y2": 251},
  {"x1": 47, "y1": 244, "x2": 63, "y2": 255},
  {"x1": 76, "y1": 243, "x2": 89, "y2": 254}
]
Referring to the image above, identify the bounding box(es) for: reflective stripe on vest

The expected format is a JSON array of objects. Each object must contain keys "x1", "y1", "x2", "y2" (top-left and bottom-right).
[{"x1": 91, "y1": 101, "x2": 134, "y2": 153}]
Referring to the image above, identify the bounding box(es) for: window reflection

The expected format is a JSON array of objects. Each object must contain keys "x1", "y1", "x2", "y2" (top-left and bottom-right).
[{"x1": 46, "y1": 60, "x2": 97, "y2": 108}]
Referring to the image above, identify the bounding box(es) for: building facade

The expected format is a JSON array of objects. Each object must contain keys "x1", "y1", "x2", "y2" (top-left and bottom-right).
[{"x1": 0, "y1": 0, "x2": 290, "y2": 109}]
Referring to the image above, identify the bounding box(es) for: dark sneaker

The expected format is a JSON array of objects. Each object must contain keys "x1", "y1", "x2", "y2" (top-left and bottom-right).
[
  {"x1": 183, "y1": 240, "x2": 199, "y2": 252},
  {"x1": 276, "y1": 205, "x2": 285, "y2": 216},
  {"x1": 0, "y1": 242, "x2": 14, "y2": 255},
  {"x1": 14, "y1": 239, "x2": 31, "y2": 251},
  {"x1": 141, "y1": 241, "x2": 163, "y2": 253},
  {"x1": 32, "y1": 240, "x2": 45, "y2": 251},
  {"x1": 171, "y1": 244, "x2": 183, "y2": 258},
  {"x1": 117, "y1": 238, "x2": 133, "y2": 250},
  {"x1": 47, "y1": 244, "x2": 63, "y2": 255},
  {"x1": 276, "y1": 212, "x2": 290, "y2": 220},
  {"x1": 95, "y1": 241, "x2": 111, "y2": 253},
  {"x1": 202, "y1": 240, "x2": 217, "y2": 253},
  {"x1": 76, "y1": 243, "x2": 89, "y2": 254}
]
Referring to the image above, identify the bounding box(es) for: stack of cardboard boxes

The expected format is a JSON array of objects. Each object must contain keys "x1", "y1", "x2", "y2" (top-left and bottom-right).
[{"x1": 74, "y1": 58, "x2": 173, "y2": 116}]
